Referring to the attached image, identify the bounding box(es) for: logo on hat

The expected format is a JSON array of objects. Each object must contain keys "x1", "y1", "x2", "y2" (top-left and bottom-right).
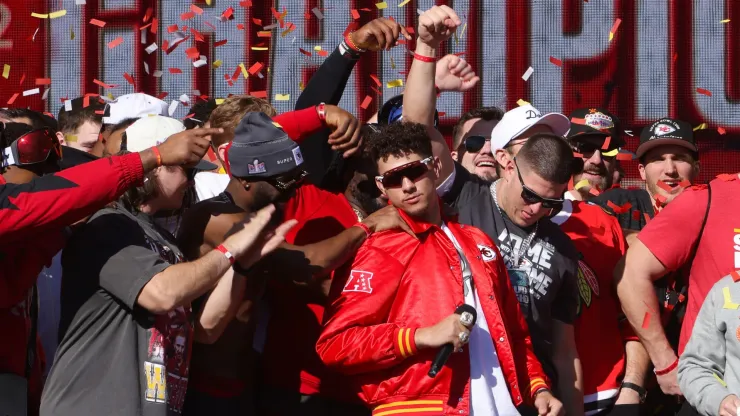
[
  {"x1": 292, "y1": 147, "x2": 304, "y2": 166},
  {"x1": 654, "y1": 124, "x2": 676, "y2": 136},
  {"x1": 248, "y1": 159, "x2": 267, "y2": 174},
  {"x1": 584, "y1": 111, "x2": 614, "y2": 131},
  {"x1": 525, "y1": 109, "x2": 541, "y2": 120}
]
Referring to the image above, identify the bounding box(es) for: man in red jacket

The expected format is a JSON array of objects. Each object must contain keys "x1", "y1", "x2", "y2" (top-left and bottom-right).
[
  {"x1": 317, "y1": 121, "x2": 563, "y2": 416},
  {"x1": 0, "y1": 120, "x2": 221, "y2": 413}
]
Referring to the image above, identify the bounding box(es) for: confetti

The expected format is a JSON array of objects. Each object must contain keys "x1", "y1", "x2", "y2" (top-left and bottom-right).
[
  {"x1": 724, "y1": 287, "x2": 740, "y2": 309},
  {"x1": 601, "y1": 136, "x2": 612, "y2": 150},
  {"x1": 693, "y1": 122, "x2": 708, "y2": 131},
  {"x1": 299, "y1": 48, "x2": 312, "y2": 56},
  {"x1": 549, "y1": 56, "x2": 562, "y2": 67},
  {"x1": 18, "y1": 73, "x2": 25, "y2": 85},
  {"x1": 351, "y1": 9, "x2": 360, "y2": 20},
  {"x1": 123, "y1": 72, "x2": 135, "y2": 85},
  {"x1": 258, "y1": 31, "x2": 272, "y2": 38},
  {"x1": 251, "y1": 91, "x2": 267, "y2": 99},
  {"x1": 607, "y1": 201, "x2": 632, "y2": 214},
  {"x1": 23, "y1": 88, "x2": 40, "y2": 96},
  {"x1": 145, "y1": 43, "x2": 158, "y2": 54},
  {"x1": 574, "y1": 179, "x2": 590, "y2": 190},
  {"x1": 360, "y1": 95, "x2": 373, "y2": 110},
  {"x1": 609, "y1": 18, "x2": 621, "y2": 41},
  {"x1": 632, "y1": 210, "x2": 641, "y2": 221},
  {"x1": 386, "y1": 79, "x2": 403, "y2": 88},
  {"x1": 191, "y1": 4, "x2": 204, "y2": 15},
  {"x1": 317, "y1": 50, "x2": 329, "y2": 57},
  {"x1": 168, "y1": 24, "x2": 179, "y2": 33},
  {"x1": 718, "y1": 127, "x2": 727, "y2": 135},
  {"x1": 398, "y1": 0, "x2": 411, "y2": 6},
  {"x1": 181, "y1": 11, "x2": 196, "y2": 21},
  {"x1": 6, "y1": 93, "x2": 18, "y2": 105},
  {"x1": 35, "y1": 78, "x2": 51, "y2": 85},
  {"x1": 169, "y1": 68, "x2": 183, "y2": 74},
  {"x1": 370, "y1": 74, "x2": 382, "y2": 87},
  {"x1": 89, "y1": 19, "x2": 106, "y2": 27},
  {"x1": 31, "y1": 12, "x2": 49, "y2": 19},
  {"x1": 185, "y1": 47, "x2": 200, "y2": 60},
  {"x1": 376, "y1": 1, "x2": 388, "y2": 9},
  {"x1": 656, "y1": 180, "x2": 674, "y2": 192},
  {"x1": 2, "y1": 65, "x2": 9, "y2": 79},
  {"x1": 108, "y1": 37, "x2": 124, "y2": 49},
  {"x1": 571, "y1": 117, "x2": 586, "y2": 125},
  {"x1": 516, "y1": 99, "x2": 530, "y2": 106},
  {"x1": 193, "y1": 58, "x2": 208, "y2": 68},
  {"x1": 679, "y1": 179, "x2": 691, "y2": 188},
  {"x1": 213, "y1": 60, "x2": 223, "y2": 69},
  {"x1": 641, "y1": 312, "x2": 650, "y2": 329},
  {"x1": 697, "y1": 88, "x2": 712, "y2": 97},
  {"x1": 275, "y1": 94, "x2": 290, "y2": 101},
  {"x1": 214, "y1": 40, "x2": 228, "y2": 47},
  {"x1": 312, "y1": 7, "x2": 324, "y2": 19},
  {"x1": 732, "y1": 270, "x2": 740, "y2": 282},
  {"x1": 239, "y1": 63, "x2": 249, "y2": 79},
  {"x1": 251, "y1": 46, "x2": 269, "y2": 51},
  {"x1": 168, "y1": 100, "x2": 179, "y2": 116},
  {"x1": 143, "y1": 7, "x2": 153, "y2": 22},
  {"x1": 522, "y1": 66, "x2": 534, "y2": 81},
  {"x1": 721, "y1": 19, "x2": 731, "y2": 23},
  {"x1": 248, "y1": 62, "x2": 263, "y2": 75},
  {"x1": 93, "y1": 79, "x2": 117, "y2": 89},
  {"x1": 65, "y1": 135, "x2": 78, "y2": 142}
]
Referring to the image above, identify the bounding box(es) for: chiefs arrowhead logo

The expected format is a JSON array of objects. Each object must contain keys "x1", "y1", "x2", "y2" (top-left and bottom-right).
[
  {"x1": 343, "y1": 270, "x2": 374, "y2": 294},
  {"x1": 477, "y1": 245, "x2": 497, "y2": 262},
  {"x1": 654, "y1": 123, "x2": 676, "y2": 136}
]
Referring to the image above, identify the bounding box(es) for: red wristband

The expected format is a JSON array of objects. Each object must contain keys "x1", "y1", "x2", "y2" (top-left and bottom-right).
[
  {"x1": 151, "y1": 146, "x2": 162, "y2": 167},
  {"x1": 353, "y1": 222, "x2": 372, "y2": 238},
  {"x1": 316, "y1": 102, "x2": 326, "y2": 122},
  {"x1": 215, "y1": 244, "x2": 235, "y2": 265},
  {"x1": 654, "y1": 358, "x2": 679, "y2": 376},
  {"x1": 413, "y1": 52, "x2": 436, "y2": 63}
]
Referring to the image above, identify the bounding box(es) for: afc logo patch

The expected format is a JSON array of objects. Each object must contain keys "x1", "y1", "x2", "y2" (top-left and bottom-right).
[
  {"x1": 343, "y1": 270, "x2": 374, "y2": 294},
  {"x1": 477, "y1": 245, "x2": 497, "y2": 262}
]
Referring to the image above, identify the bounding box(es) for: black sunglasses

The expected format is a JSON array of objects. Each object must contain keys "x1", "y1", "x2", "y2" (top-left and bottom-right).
[
  {"x1": 265, "y1": 169, "x2": 309, "y2": 192},
  {"x1": 572, "y1": 141, "x2": 618, "y2": 159},
  {"x1": 513, "y1": 157, "x2": 565, "y2": 210},
  {"x1": 375, "y1": 156, "x2": 433, "y2": 188},
  {"x1": 463, "y1": 135, "x2": 488, "y2": 153}
]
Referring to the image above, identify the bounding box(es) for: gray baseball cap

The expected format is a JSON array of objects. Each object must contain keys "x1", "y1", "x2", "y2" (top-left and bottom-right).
[{"x1": 226, "y1": 112, "x2": 304, "y2": 178}]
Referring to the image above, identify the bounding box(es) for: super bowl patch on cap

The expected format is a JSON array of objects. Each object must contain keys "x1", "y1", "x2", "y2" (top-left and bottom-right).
[
  {"x1": 292, "y1": 147, "x2": 304, "y2": 166},
  {"x1": 584, "y1": 111, "x2": 614, "y2": 130}
]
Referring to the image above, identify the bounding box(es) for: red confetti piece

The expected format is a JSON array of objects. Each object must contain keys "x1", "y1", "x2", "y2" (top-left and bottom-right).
[
  {"x1": 549, "y1": 56, "x2": 562, "y2": 67},
  {"x1": 35, "y1": 78, "x2": 51, "y2": 85},
  {"x1": 370, "y1": 74, "x2": 381, "y2": 87},
  {"x1": 641, "y1": 312, "x2": 650, "y2": 329},
  {"x1": 679, "y1": 179, "x2": 692, "y2": 188},
  {"x1": 250, "y1": 90, "x2": 267, "y2": 98},
  {"x1": 19, "y1": 73, "x2": 26, "y2": 85},
  {"x1": 89, "y1": 19, "x2": 106, "y2": 27},
  {"x1": 185, "y1": 47, "x2": 200, "y2": 60},
  {"x1": 93, "y1": 79, "x2": 117, "y2": 89},
  {"x1": 588, "y1": 187, "x2": 601, "y2": 196},
  {"x1": 123, "y1": 72, "x2": 135, "y2": 85},
  {"x1": 304, "y1": 12, "x2": 311, "y2": 20},
  {"x1": 237, "y1": 24, "x2": 246, "y2": 30},
  {"x1": 351, "y1": 9, "x2": 360, "y2": 20},
  {"x1": 190, "y1": 4, "x2": 204, "y2": 15},
  {"x1": 601, "y1": 136, "x2": 612, "y2": 150},
  {"x1": 717, "y1": 173, "x2": 738, "y2": 181},
  {"x1": 7, "y1": 93, "x2": 19, "y2": 105},
  {"x1": 655, "y1": 194, "x2": 667, "y2": 208},
  {"x1": 731, "y1": 270, "x2": 740, "y2": 282},
  {"x1": 222, "y1": 7, "x2": 235, "y2": 20},
  {"x1": 248, "y1": 62, "x2": 263, "y2": 75},
  {"x1": 206, "y1": 147, "x2": 217, "y2": 162},
  {"x1": 169, "y1": 68, "x2": 183, "y2": 74},
  {"x1": 644, "y1": 213, "x2": 651, "y2": 224},
  {"x1": 299, "y1": 48, "x2": 312, "y2": 56},
  {"x1": 191, "y1": 28, "x2": 205, "y2": 42},
  {"x1": 607, "y1": 201, "x2": 632, "y2": 214},
  {"x1": 360, "y1": 95, "x2": 372, "y2": 110},
  {"x1": 181, "y1": 11, "x2": 196, "y2": 21},
  {"x1": 718, "y1": 127, "x2": 727, "y2": 135},
  {"x1": 438, "y1": 112, "x2": 447, "y2": 117},
  {"x1": 240, "y1": 0, "x2": 253, "y2": 6},
  {"x1": 632, "y1": 210, "x2": 641, "y2": 221},
  {"x1": 697, "y1": 88, "x2": 712, "y2": 97},
  {"x1": 143, "y1": 7, "x2": 153, "y2": 22},
  {"x1": 609, "y1": 18, "x2": 622, "y2": 35},
  {"x1": 656, "y1": 180, "x2": 673, "y2": 192},
  {"x1": 168, "y1": 24, "x2": 179, "y2": 33},
  {"x1": 406, "y1": 27, "x2": 415, "y2": 34},
  {"x1": 162, "y1": 40, "x2": 170, "y2": 51},
  {"x1": 252, "y1": 18, "x2": 262, "y2": 25},
  {"x1": 317, "y1": 50, "x2": 329, "y2": 57},
  {"x1": 231, "y1": 67, "x2": 241, "y2": 81},
  {"x1": 573, "y1": 152, "x2": 584, "y2": 158},
  {"x1": 150, "y1": 18, "x2": 158, "y2": 34},
  {"x1": 204, "y1": 21, "x2": 216, "y2": 30},
  {"x1": 156, "y1": 92, "x2": 168, "y2": 100},
  {"x1": 108, "y1": 37, "x2": 124, "y2": 49},
  {"x1": 371, "y1": 86, "x2": 382, "y2": 96},
  {"x1": 673, "y1": 53, "x2": 678, "y2": 62},
  {"x1": 570, "y1": 117, "x2": 586, "y2": 125},
  {"x1": 140, "y1": 23, "x2": 152, "y2": 31},
  {"x1": 258, "y1": 31, "x2": 272, "y2": 38},
  {"x1": 616, "y1": 152, "x2": 634, "y2": 161}
]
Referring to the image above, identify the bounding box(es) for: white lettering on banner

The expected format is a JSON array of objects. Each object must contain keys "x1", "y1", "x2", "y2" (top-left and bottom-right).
[
  {"x1": 530, "y1": 0, "x2": 613, "y2": 113},
  {"x1": 636, "y1": 0, "x2": 669, "y2": 121},
  {"x1": 693, "y1": 1, "x2": 740, "y2": 127}
]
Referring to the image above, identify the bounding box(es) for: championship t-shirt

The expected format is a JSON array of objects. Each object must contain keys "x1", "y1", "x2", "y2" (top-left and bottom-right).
[
  {"x1": 41, "y1": 206, "x2": 193, "y2": 416},
  {"x1": 637, "y1": 175, "x2": 740, "y2": 354},
  {"x1": 442, "y1": 163, "x2": 580, "y2": 380}
]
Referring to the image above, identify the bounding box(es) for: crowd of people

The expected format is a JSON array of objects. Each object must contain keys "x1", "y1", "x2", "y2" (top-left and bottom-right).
[{"x1": 1, "y1": 5, "x2": 739, "y2": 416}]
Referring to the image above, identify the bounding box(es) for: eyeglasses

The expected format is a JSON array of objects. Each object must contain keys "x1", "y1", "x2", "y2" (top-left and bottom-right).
[
  {"x1": 266, "y1": 169, "x2": 309, "y2": 192},
  {"x1": 572, "y1": 141, "x2": 618, "y2": 160},
  {"x1": 375, "y1": 156, "x2": 433, "y2": 188},
  {"x1": 463, "y1": 135, "x2": 488, "y2": 153},
  {"x1": 2, "y1": 128, "x2": 62, "y2": 167},
  {"x1": 513, "y1": 157, "x2": 564, "y2": 210}
]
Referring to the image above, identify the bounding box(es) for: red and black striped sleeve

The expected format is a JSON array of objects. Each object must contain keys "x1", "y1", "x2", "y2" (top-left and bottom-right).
[{"x1": 0, "y1": 153, "x2": 144, "y2": 243}]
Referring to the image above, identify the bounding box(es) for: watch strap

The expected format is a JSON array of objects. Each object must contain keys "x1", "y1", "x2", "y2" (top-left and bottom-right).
[{"x1": 620, "y1": 381, "x2": 647, "y2": 402}]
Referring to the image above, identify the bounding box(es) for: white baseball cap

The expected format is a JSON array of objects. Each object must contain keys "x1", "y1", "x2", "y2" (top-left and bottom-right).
[
  {"x1": 123, "y1": 115, "x2": 217, "y2": 171},
  {"x1": 102, "y1": 93, "x2": 168, "y2": 125},
  {"x1": 490, "y1": 104, "x2": 571, "y2": 150}
]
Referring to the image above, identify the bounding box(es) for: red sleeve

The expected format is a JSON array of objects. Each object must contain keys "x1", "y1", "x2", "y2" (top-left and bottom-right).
[
  {"x1": 0, "y1": 153, "x2": 144, "y2": 243},
  {"x1": 637, "y1": 186, "x2": 709, "y2": 272},
  {"x1": 273, "y1": 107, "x2": 324, "y2": 144},
  {"x1": 492, "y1": 241, "x2": 550, "y2": 401},
  {"x1": 316, "y1": 242, "x2": 418, "y2": 375}
]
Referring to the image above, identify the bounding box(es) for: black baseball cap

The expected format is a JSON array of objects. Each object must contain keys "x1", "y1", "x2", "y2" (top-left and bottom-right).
[
  {"x1": 378, "y1": 94, "x2": 440, "y2": 127},
  {"x1": 226, "y1": 112, "x2": 304, "y2": 178},
  {"x1": 567, "y1": 107, "x2": 624, "y2": 148},
  {"x1": 637, "y1": 118, "x2": 697, "y2": 158}
]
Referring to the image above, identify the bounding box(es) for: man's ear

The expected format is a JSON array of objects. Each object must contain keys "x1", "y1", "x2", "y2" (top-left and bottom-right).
[
  {"x1": 56, "y1": 131, "x2": 66, "y2": 146},
  {"x1": 450, "y1": 150, "x2": 458, "y2": 161},
  {"x1": 217, "y1": 143, "x2": 229, "y2": 164},
  {"x1": 693, "y1": 160, "x2": 701, "y2": 179},
  {"x1": 375, "y1": 178, "x2": 388, "y2": 198},
  {"x1": 637, "y1": 162, "x2": 647, "y2": 181}
]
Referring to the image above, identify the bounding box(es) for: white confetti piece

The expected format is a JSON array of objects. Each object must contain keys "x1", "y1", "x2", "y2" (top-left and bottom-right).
[
  {"x1": 145, "y1": 43, "x2": 158, "y2": 54},
  {"x1": 75, "y1": 0, "x2": 86, "y2": 4},
  {"x1": 624, "y1": 130, "x2": 634, "y2": 136},
  {"x1": 140, "y1": 29, "x2": 146, "y2": 44},
  {"x1": 153, "y1": 70, "x2": 163, "y2": 78},
  {"x1": 143, "y1": 62, "x2": 150, "y2": 74},
  {"x1": 64, "y1": 99, "x2": 73, "y2": 112},
  {"x1": 311, "y1": 7, "x2": 324, "y2": 19},
  {"x1": 23, "y1": 88, "x2": 40, "y2": 96},
  {"x1": 522, "y1": 66, "x2": 534, "y2": 81},
  {"x1": 168, "y1": 100, "x2": 178, "y2": 116},
  {"x1": 179, "y1": 94, "x2": 190, "y2": 104},
  {"x1": 42, "y1": 88, "x2": 49, "y2": 100},
  {"x1": 263, "y1": 23, "x2": 278, "y2": 30}
]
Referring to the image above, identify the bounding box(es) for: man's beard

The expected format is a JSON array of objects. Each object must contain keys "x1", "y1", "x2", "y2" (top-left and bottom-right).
[
  {"x1": 249, "y1": 183, "x2": 286, "y2": 228},
  {"x1": 473, "y1": 170, "x2": 498, "y2": 182}
]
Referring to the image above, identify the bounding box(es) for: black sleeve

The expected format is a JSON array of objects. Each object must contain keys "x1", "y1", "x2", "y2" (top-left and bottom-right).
[
  {"x1": 552, "y1": 255, "x2": 580, "y2": 324},
  {"x1": 294, "y1": 46, "x2": 361, "y2": 190},
  {"x1": 442, "y1": 162, "x2": 486, "y2": 209},
  {"x1": 70, "y1": 213, "x2": 171, "y2": 310}
]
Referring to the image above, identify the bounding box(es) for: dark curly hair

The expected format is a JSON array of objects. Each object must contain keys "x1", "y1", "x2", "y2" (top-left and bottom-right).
[{"x1": 364, "y1": 122, "x2": 433, "y2": 164}]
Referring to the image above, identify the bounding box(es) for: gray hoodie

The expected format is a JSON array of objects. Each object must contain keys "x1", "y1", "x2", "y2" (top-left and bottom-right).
[{"x1": 679, "y1": 274, "x2": 740, "y2": 416}]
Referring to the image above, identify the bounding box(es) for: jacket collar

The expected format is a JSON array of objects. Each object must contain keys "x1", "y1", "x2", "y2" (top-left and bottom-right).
[{"x1": 394, "y1": 198, "x2": 452, "y2": 235}]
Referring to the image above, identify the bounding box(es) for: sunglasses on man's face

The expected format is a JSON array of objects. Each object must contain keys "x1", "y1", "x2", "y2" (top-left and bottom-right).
[
  {"x1": 572, "y1": 141, "x2": 618, "y2": 160},
  {"x1": 513, "y1": 157, "x2": 565, "y2": 210},
  {"x1": 2, "y1": 128, "x2": 62, "y2": 167},
  {"x1": 375, "y1": 156, "x2": 433, "y2": 188},
  {"x1": 463, "y1": 135, "x2": 488, "y2": 153},
  {"x1": 266, "y1": 169, "x2": 309, "y2": 192}
]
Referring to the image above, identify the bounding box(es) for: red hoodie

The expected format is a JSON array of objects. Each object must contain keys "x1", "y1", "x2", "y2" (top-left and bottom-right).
[{"x1": 0, "y1": 152, "x2": 144, "y2": 410}]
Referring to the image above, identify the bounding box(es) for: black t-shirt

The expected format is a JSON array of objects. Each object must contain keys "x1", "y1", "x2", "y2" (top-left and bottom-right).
[
  {"x1": 41, "y1": 205, "x2": 193, "y2": 416},
  {"x1": 442, "y1": 163, "x2": 580, "y2": 379},
  {"x1": 591, "y1": 187, "x2": 655, "y2": 232}
]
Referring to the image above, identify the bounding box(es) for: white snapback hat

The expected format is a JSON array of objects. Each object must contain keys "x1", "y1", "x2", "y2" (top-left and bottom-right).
[
  {"x1": 124, "y1": 115, "x2": 216, "y2": 171},
  {"x1": 103, "y1": 93, "x2": 168, "y2": 125},
  {"x1": 490, "y1": 104, "x2": 571, "y2": 150}
]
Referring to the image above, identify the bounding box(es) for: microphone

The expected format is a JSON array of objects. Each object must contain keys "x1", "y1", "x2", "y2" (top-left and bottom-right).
[{"x1": 428, "y1": 304, "x2": 477, "y2": 378}]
